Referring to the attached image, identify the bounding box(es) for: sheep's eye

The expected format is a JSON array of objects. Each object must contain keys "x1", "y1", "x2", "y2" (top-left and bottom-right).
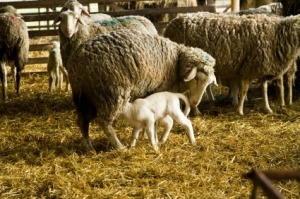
[{"x1": 194, "y1": 76, "x2": 199, "y2": 81}]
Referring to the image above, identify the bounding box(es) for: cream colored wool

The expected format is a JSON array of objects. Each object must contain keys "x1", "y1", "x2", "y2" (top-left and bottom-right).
[{"x1": 164, "y1": 12, "x2": 300, "y2": 114}]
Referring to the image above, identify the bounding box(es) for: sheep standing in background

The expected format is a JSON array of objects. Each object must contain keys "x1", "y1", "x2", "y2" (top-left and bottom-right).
[
  {"x1": 240, "y1": 0, "x2": 275, "y2": 10},
  {"x1": 67, "y1": 29, "x2": 216, "y2": 151},
  {"x1": 0, "y1": 6, "x2": 29, "y2": 101},
  {"x1": 54, "y1": 9, "x2": 157, "y2": 68},
  {"x1": 122, "y1": 92, "x2": 194, "y2": 152},
  {"x1": 164, "y1": 13, "x2": 300, "y2": 115},
  {"x1": 45, "y1": 41, "x2": 69, "y2": 92}
]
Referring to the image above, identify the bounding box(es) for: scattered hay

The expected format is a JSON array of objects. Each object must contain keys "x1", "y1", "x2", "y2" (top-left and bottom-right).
[{"x1": 0, "y1": 73, "x2": 299, "y2": 198}]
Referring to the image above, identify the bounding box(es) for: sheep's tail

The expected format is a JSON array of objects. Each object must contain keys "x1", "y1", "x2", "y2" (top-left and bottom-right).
[{"x1": 176, "y1": 93, "x2": 191, "y2": 116}]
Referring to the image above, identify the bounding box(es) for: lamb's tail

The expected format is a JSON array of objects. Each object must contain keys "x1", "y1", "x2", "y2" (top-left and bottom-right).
[{"x1": 176, "y1": 93, "x2": 191, "y2": 116}]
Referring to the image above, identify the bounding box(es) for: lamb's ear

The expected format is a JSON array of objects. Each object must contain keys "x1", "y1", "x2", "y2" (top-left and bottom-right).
[
  {"x1": 53, "y1": 15, "x2": 62, "y2": 25},
  {"x1": 184, "y1": 67, "x2": 197, "y2": 82}
]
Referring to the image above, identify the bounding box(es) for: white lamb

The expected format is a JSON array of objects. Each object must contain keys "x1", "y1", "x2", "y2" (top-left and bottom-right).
[
  {"x1": 45, "y1": 41, "x2": 69, "y2": 92},
  {"x1": 121, "y1": 91, "x2": 195, "y2": 152}
]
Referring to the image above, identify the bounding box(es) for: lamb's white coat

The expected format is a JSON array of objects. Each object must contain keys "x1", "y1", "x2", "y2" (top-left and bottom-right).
[{"x1": 122, "y1": 92, "x2": 194, "y2": 152}]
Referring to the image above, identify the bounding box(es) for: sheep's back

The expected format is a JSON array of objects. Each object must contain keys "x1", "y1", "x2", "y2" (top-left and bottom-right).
[{"x1": 0, "y1": 13, "x2": 29, "y2": 64}]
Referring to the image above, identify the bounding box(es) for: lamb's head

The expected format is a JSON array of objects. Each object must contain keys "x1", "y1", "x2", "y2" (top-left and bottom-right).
[
  {"x1": 178, "y1": 46, "x2": 217, "y2": 107},
  {"x1": 54, "y1": 10, "x2": 85, "y2": 38},
  {"x1": 60, "y1": 0, "x2": 90, "y2": 17},
  {"x1": 44, "y1": 40, "x2": 61, "y2": 52}
]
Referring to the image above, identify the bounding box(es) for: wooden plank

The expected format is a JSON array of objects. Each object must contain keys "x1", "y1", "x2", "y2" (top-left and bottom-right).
[
  {"x1": 0, "y1": 0, "x2": 161, "y2": 8},
  {"x1": 29, "y1": 30, "x2": 58, "y2": 37},
  {"x1": 27, "y1": 57, "x2": 48, "y2": 65},
  {"x1": 21, "y1": 6, "x2": 215, "y2": 23}
]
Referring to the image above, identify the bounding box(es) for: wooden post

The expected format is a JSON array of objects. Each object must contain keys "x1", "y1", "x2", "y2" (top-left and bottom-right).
[{"x1": 231, "y1": 0, "x2": 240, "y2": 12}]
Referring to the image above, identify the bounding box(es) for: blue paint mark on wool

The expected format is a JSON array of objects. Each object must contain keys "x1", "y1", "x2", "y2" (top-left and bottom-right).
[{"x1": 96, "y1": 16, "x2": 140, "y2": 28}]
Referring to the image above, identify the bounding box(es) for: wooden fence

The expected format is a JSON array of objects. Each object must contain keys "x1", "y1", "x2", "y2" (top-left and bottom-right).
[{"x1": 0, "y1": 0, "x2": 230, "y2": 67}]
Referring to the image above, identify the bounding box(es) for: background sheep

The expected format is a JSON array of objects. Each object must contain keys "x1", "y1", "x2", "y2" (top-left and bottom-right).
[
  {"x1": 44, "y1": 41, "x2": 69, "y2": 92},
  {"x1": 164, "y1": 13, "x2": 300, "y2": 115},
  {"x1": 122, "y1": 91, "x2": 194, "y2": 152},
  {"x1": 54, "y1": 10, "x2": 157, "y2": 68},
  {"x1": 67, "y1": 29, "x2": 216, "y2": 151},
  {"x1": 0, "y1": 6, "x2": 29, "y2": 101}
]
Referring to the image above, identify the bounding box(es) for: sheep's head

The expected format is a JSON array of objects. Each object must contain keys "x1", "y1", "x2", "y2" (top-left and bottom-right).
[
  {"x1": 54, "y1": 10, "x2": 86, "y2": 38},
  {"x1": 60, "y1": 0, "x2": 90, "y2": 17},
  {"x1": 179, "y1": 46, "x2": 216, "y2": 107}
]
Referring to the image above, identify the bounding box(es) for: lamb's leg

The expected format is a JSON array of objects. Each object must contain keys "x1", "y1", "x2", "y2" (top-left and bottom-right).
[
  {"x1": 276, "y1": 75, "x2": 285, "y2": 107},
  {"x1": 130, "y1": 128, "x2": 142, "y2": 148},
  {"x1": 49, "y1": 74, "x2": 54, "y2": 92},
  {"x1": 160, "y1": 116, "x2": 173, "y2": 144},
  {"x1": 60, "y1": 67, "x2": 69, "y2": 91},
  {"x1": 172, "y1": 112, "x2": 196, "y2": 145},
  {"x1": 0, "y1": 63, "x2": 8, "y2": 101},
  {"x1": 237, "y1": 79, "x2": 250, "y2": 115},
  {"x1": 58, "y1": 70, "x2": 63, "y2": 90},
  {"x1": 145, "y1": 121, "x2": 159, "y2": 152},
  {"x1": 261, "y1": 80, "x2": 273, "y2": 113}
]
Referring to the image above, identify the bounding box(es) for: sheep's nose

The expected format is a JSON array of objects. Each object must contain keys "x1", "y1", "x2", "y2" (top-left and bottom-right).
[{"x1": 65, "y1": 29, "x2": 73, "y2": 38}]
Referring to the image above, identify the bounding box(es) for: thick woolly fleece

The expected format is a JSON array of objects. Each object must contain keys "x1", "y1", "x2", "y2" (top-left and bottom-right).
[{"x1": 164, "y1": 12, "x2": 300, "y2": 84}]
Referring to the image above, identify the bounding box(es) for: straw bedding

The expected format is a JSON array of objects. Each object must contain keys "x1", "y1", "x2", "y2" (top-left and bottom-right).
[{"x1": 0, "y1": 69, "x2": 299, "y2": 198}]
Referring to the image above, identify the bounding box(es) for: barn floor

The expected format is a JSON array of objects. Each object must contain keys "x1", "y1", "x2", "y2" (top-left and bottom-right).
[{"x1": 0, "y1": 72, "x2": 299, "y2": 198}]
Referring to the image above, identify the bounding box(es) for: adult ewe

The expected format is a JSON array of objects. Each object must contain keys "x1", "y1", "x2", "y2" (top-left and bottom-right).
[
  {"x1": 0, "y1": 6, "x2": 29, "y2": 101},
  {"x1": 67, "y1": 29, "x2": 216, "y2": 151},
  {"x1": 164, "y1": 13, "x2": 300, "y2": 115}
]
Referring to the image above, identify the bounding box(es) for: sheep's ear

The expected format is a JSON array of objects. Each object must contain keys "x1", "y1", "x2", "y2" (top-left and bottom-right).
[
  {"x1": 81, "y1": 8, "x2": 91, "y2": 17},
  {"x1": 78, "y1": 17, "x2": 86, "y2": 25},
  {"x1": 184, "y1": 67, "x2": 197, "y2": 82},
  {"x1": 53, "y1": 15, "x2": 62, "y2": 25},
  {"x1": 60, "y1": 7, "x2": 68, "y2": 12}
]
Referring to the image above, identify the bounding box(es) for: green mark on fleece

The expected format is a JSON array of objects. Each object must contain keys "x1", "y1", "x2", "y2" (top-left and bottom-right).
[{"x1": 96, "y1": 16, "x2": 140, "y2": 28}]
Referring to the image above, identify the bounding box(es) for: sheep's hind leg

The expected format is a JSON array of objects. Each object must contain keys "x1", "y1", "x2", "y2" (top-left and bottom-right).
[
  {"x1": 237, "y1": 79, "x2": 250, "y2": 115},
  {"x1": 0, "y1": 63, "x2": 8, "y2": 101},
  {"x1": 160, "y1": 116, "x2": 173, "y2": 144},
  {"x1": 77, "y1": 114, "x2": 95, "y2": 151}
]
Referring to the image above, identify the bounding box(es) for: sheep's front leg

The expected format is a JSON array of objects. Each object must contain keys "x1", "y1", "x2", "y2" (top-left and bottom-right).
[
  {"x1": 261, "y1": 80, "x2": 273, "y2": 113},
  {"x1": 237, "y1": 79, "x2": 250, "y2": 115},
  {"x1": 276, "y1": 76, "x2": 285, "y2": 107},
  {"x1": 103, "y1": 124, "x2": 126, "y2": 150}
]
